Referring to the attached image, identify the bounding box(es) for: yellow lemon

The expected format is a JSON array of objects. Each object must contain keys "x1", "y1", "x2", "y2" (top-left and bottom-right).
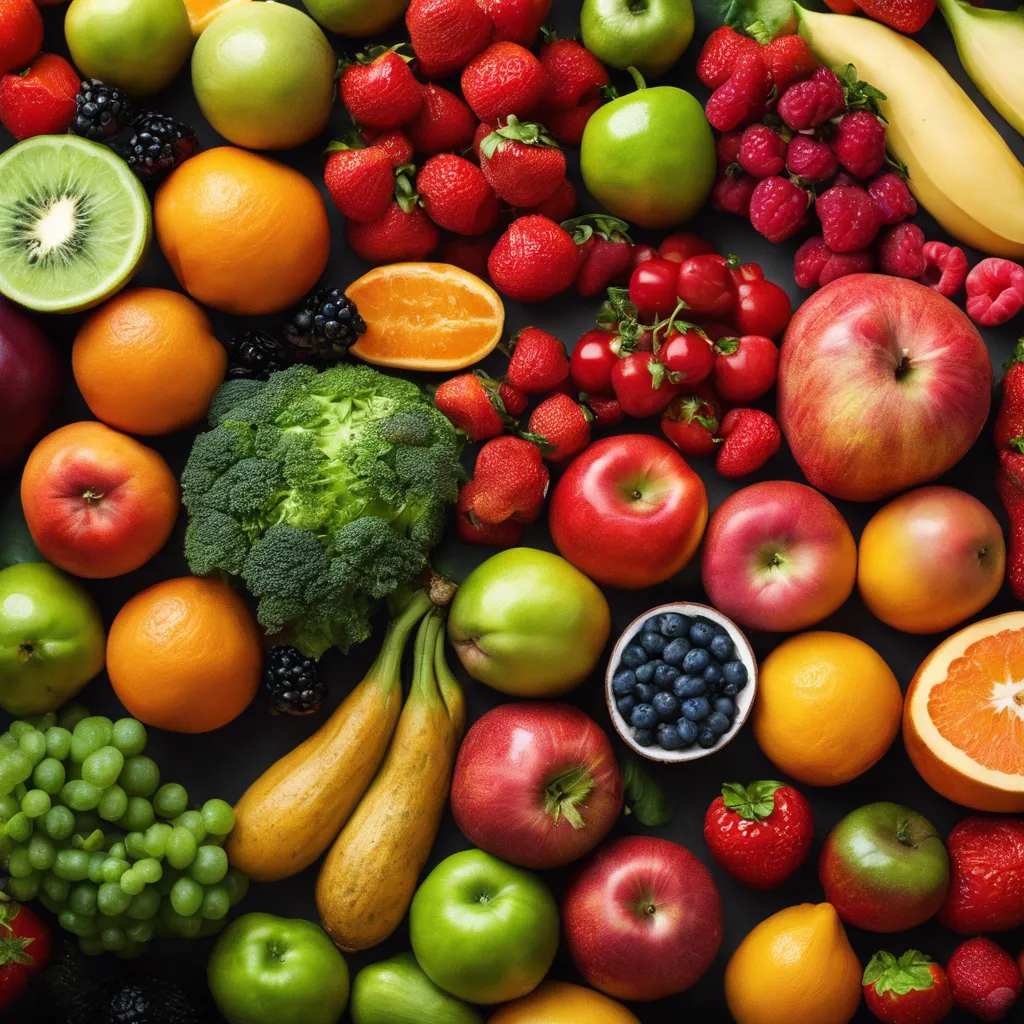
[
  {"x1": 725, "y1": 903, "x2": 862, "y2": 1024},
  {"x1": 753, "y1": 632, "x2": 902, "y2": 786}
]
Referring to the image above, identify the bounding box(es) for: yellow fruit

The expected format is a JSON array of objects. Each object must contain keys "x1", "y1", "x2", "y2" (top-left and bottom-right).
[
  {"x1": 184, "y1": 0, "x2": 250, "y2": 35},
  {"x1": 753, "y1": 632, "x2": 902, "y2": 786},
  {"x1": 726, "y1": 903, "x2": 862, "y2": 1024}
]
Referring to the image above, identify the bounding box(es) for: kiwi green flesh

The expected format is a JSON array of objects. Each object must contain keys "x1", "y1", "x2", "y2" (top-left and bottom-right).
[{"x1": 0, "y1": 135, "x2": 152, "y2": 313}]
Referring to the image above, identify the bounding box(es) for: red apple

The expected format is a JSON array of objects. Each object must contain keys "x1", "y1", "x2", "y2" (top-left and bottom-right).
[
  {"x1": 778, "y1": 274, "x2": 991, "y2": 502},
  {"x1": 450, "y1": 703, "x2": 622, "y2": 870},
  {"x1": 701, "y1": 480, "x2": 856, "y2": 632},
  {"x1": 563, "y1": 835, "x2": 722, "y2": 1002},
  {"x1": 549, "y1": 435, "x2": 708, "y2": 589},
  {"x1": 0, "y1": 299, "x2": 60, "y2": 469}
]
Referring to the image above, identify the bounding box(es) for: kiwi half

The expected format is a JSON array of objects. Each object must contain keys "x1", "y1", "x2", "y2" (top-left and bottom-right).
[{"x1": 0, "y1": 135, "x2": 152, "y2": 314}]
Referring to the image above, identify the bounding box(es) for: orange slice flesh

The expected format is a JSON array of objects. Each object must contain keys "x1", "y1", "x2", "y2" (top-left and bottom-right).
[
  {"x1": 347, "y1": 263, "x2": 504, "y2": 372},
  {"x1": 904, "y1": 612, "x2": 1024, "y2": 812},
  {"x1": 184, "y1": 0, "x2": 250, "y2": 36}
]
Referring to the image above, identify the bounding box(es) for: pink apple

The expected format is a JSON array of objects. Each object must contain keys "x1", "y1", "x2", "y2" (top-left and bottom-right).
[
  {"x1": 778, "y1": 274, "x2": 991, "y2": 502},
  {"x1": 451, "y1": 703, "x2": 622, "y2": 869},
  {"x1": 701, "y1": 480, "x2": 856, "y2": 632},
  {"x1": 563, "y1": 835, "x2": 722, "y2": 1002}
]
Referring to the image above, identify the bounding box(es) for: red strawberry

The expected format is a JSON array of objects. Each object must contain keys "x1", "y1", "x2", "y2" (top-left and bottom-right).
[
  {"x1": 323, "y1": 138, "x2": 395, "y2": 223},
  {"x1": 507, "y1": 325, "x2": 569, "y2": 394},
  {"x1": 471, "y1": 119, "x2": 494, "y2": 159},
  {"x1": 996, "y1": 340, "x2": 1024, "y2": 451},
  {"x1": 406, "y1": 0, "x2": 493, "y2": 79},
  {"x1": 705, "y1": 51, "x2": 773, "y2": 132},
  {"x1": 538, "y1": 97, "x2": 601, "y2": 146},
  {"x1": 521, "y1": 176, "x2": 576, "y2": 221},
  {"x1": 825, "y1": 0, "x2": 861, "y2": 10},
  {"x1": 0, "y1": 901, "x2": 51, "y2": 1006},
  {"x1": 466, "y1": 435, "x2": 549, "y2": 522},
  {"x1": 661, "y1": 391, "x2": 720, "y2": 458},
  {"x1": 338, "y1": 46, "x2": 422, "y2": 129},
  {"x1": 346, "y1": 199, "x2": 440, "y2": 264},
  {"x1": 586, "y1": 395, "x2": 623, "y2": 428},
  {"x1": 434, "y1": 371, "x2": 507, "y2": 440},
  {"x1": 997, "y1": 449, "x2": 1024, "y2": 602},
  {"x1": 947, "y1": 938, "x2": 1022, "y2": 1022},
  {"x1": 405, "y1": 83, "x2": 476, "y2": 154},
  {"x1": 939, "y1": 816, "x2": 1024, "y2": 934},
  {"x1": 762, "y1": 34, "x2": 818, "y2": 88},
  {"x1": 0, "y1": 0, "x2": 42, "y2": 76},
  {"x1": 498, "y1": 379, "x2": 527, "y2": 416},
  {"x1": 363, "y1": 128, "x2": 415, "y2": 167},
  {"x1": 862, "y1": 950, "x2": 953, "y2": 1024},
  {"x1": 565, "y1": 214, "x2": 634, "y2": 298},
  {"x1": 462, "y1": 42, "x2": 549, "y2": 123},
  {"x1": 417, "y1": 154, "x2": 500, "y2": 235},
  {"x1": 479, "y1": 117, "x2": 565, "y2": 207},
  {"x1": 524, "y1": 393, "x2": 592, "y2": 462},
  {"x1": 439, "y1": 234, "x2": 493, "y2": 278},
  {"x1": 696, "y1": 26, "x2": 759, "y2": 89},
  {"x1": 856, "y1": 0, "x2": 936, "y2": 34},
  {"x1": 704, "y1": 781, "x2": 814, "y2": 889},
  {"x1": 0, "y1": 53, "x2": 79, "y2": 141},
  {"x1": 716, "y1": 407, "x2": 781, "y2": 478},
  {"x1": 539, "y1": 32, "x2": 609, "y2": 111},
  {"x1": 457, "y1": 482, "x2": 523, "y2": 547},
  {"x1": 475, "y1": 0, "x2": 550, "y2": 45},
  {"x1": 487, "y1": 215, "x2": 580, "y2": 302}
]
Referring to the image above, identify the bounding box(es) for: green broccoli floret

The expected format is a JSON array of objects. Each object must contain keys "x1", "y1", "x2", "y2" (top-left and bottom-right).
[{"x1": 181, "y1": 363, "x2": 464, "y2": 658}]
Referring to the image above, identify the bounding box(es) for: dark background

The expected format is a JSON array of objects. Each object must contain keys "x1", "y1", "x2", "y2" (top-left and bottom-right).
[{"x1": 3, "y1": 0, "x2": 1024, "y2": 1020}]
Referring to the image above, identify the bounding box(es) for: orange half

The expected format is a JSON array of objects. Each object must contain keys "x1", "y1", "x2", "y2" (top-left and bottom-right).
[
  {"x1": 184, "y1": 0, "x2": 250, "y2": 36},
  {"x1": 904, "y1": 612, "x2": 1024, "y2": 812},
  {"x1": 347, "y1": 263, "x2": 504, "y2": 372}
]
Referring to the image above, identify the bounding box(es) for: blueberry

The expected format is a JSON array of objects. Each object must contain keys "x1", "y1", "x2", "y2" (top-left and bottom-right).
[
  {"x1": 673, "y1": 675, "x2": 706, "y2": 699},
  {"x1": 703, "y1": 662, "x2": 724, "y2": 686},
  {"x1": 634, "y1": 682, "x2": 655, "y2": 704},
  {"x1": 676, "y1": 718, "x2": 699, "y2": 745},
  {"x1": 659, "y1": 612, "x2": 690, "y2": 637},
  {"x1": 697, "y1": 727, "x2": 717, "y2": 748},
  {"x1": 612, "y1": 670, "x2": 636, "y2": 696},
  {"x1": 723, "y1": 660, "x2": 748, "y2": 688},
  {"x1": 657, "y1": 723, "x2": 685, "y2": 750},
  {"x1": 681, "y1": 696, "x2": 711, "y2": 722},
  {"x1": 616, "y1": 695, "x2": 637, "y2": 716},
  {"x1": 689, "y1": 620, "x2": 716, "y2": 648},
  {"x1": 713, "y1": 697, "x2": 736, "y2": 718},
  {"x1": 682, "y1": 648, "x2": 711, "y2": 674},
  {"x1": 640, "y1": 631, "x2": 668, "y2": 655},
  {"x1": 652, "y1": 691, "x2": 680, "y2": 721},
  {"x1": 632, "y1": 728, "x2": 654, "y2": 747},
  {"x1": 620, "y1": 644, "x2": 648, "y2": 669},
  {"x1": 643, "y1": 616, "x2": 664, "y2": 634},
  {"x1": 709, "y1": 634, "x2": 735, "y2": 662},
  {"x1": 654, "y1": 663, "x2": 680, "y2": 688},
  {"x1": 662, "y1": 638, "x2": 691, "y2": 666},
  {"x1": 706, "y1": 711, "x2": 731, "y2": 736},
  {"x1": 631, "y1": 703, "x2": 658, "y2": 730},
  {"x1": 721, "y1": 679, "x2": 741, "y2": 697},
  {"x1": 634, "y1": 660, "x2": 659, "y2": 685}
]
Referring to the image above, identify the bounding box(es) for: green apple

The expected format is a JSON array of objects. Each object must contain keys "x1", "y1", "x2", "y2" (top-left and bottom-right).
[
  {"x1": 410, "y1": 850, "x2": 559, "y2": 1006},
  {"x1": 208, "y1": 913, "x2": 350, "y2": 1024},
  {"x1": 0, "y1": 562, "x2": 105, "y2": 716},
  {"x1": 192, "y1": 2, "x2": 336, "y2": 150},
  {"x1": 581, "y1": 70, "x2": 715, "y2": 229},
  {"x1": 448, "y1": 548, "x2": 611, "y2": 698},
  {"x1": 580, "y1": 0, "x2": 694, "y2": 78},
  {"x1": 301, "y1": 0, "x2": 409, "y2": 36},
  {"x1": 350, "y1": 953, "x2": 483, "y2": 1024},
  {"x1": 0, "y1": 493, "x2": 41, "y2": 571},
  {"x1": 65, "y1": 0, "x2": 193, "y2": 97}
]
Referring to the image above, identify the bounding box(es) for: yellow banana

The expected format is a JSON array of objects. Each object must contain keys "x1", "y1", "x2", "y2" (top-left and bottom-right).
[
  {"x1": 796, "y1": 5, "x2": 1024, "y2": 258},
  {"x1": 937, "y1": 0, "x2": 1024, "y2": 138}
]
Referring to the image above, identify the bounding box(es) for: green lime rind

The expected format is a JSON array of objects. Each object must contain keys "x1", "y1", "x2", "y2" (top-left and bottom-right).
[{"x1": 0, "y1": 135, "x2": 152, "y2": 314}]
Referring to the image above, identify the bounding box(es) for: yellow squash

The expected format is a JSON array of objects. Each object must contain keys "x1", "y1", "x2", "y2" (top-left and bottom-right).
[{"x1": 316, "y1": 609, "x2": 466, "y2": 952}]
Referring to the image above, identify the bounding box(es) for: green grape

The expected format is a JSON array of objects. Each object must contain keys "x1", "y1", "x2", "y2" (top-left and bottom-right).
[
  {"x1": 100, "y1": 925, "x2": 127, "y2": 952},
  {"x1": 97, "y1": 881, "x2": 133, "y2": 916},
  {"x1": 164, "y1": 826, "x2": 197, "y2": 870},
  {"x1": 54, "y1": 849, "x2": 91, "y2": 881},
  {"x1": 125, "y1": 919, "x2": 155, "y2": 944},
  {"x1": 169, "y1": 876, "x2": 203, "y2": 917},
  {"x1": 41, "y1": 871, "x2": 70, "y2": 902},
  {"x1": 7, "y1": 873, "x2": 40, "y2": 901},
  {"x1": 6, "y1": 811, "x2": 32, "y2": 843},
  {"x1": 171, "y1": 910, "x2": 202, "y2": 938},
  {"x1": 101, "y1": 858, "x2": 130, "y2": 884},
  {"x1": 118, "y1": 796, "x2": 154, "y2": 833},
  {"x1": 1, "y1": 750, "x2": 33, "y2": 786},
  {"x1": 69, "y1": 883, "x2": 98, "y2": 916},
  {"x1": 108, "y1": 840, "x2": 127, "y2": 860},
  {"x1": 143, "y1": 823, "x2": 172, "y2": 859},
  {"x1": 0, "y1": 733, "x2": 16, "y2": 754},
  {"x1": 153, "y1": 783, "x2": 188, "y2": 819},
  {"x1": 0, "y1": 793, "x2": 18, "y2": 819},
  {"x1": 98, "y1": 784, "x2": 128, "y2": 822},
  {"x1": 174, "y1": 810, "x2": 206, "y2": 844},
  {"x1": 119, "y1": 870, "x2": 145, "y2": 896},
  {"x1": 111, "y1": 718, "x2": 147, "y2": 758},
  {"x1": 21, "y1": 788, "x2": 50, "y2": 818},
  {"x1": 154, "y1": 865, "x2": 181, "y2": 896},
  {"x1": 82, "y1": 746, "x2": 125, "y2": 789},
  {"x1": 200, "y1": 799, "x2": 235, "y2": 836},
  {"x1": 188, "y1": 845, "x2": 228, "y2": 885},
  {"x1": 60, "y1": 780, "x2": 102, "y2": 811},
  {"x1": 200, "y1": 885, "x2": 230, "y2": 920},
  {"x1": 119, "y1": 756, "x2": 160, "y2": 798},
  {"x1": 9, "y1": 721, "x2": 34, "y2": 741},
  {"x1": 75, "y1": 828, "x2": 106, "y2": 853},
  {"x1": 78, "y1": 934, "x2": 106, "y2": 956},
  {"x1": 27, "y1": 834, "x2": 56, "y2": 871},
  {"x1": 57, "y1": 704, "x2": 90, "y2": 731},
  {"x1": 126, "y1": 886, "x2": 160, "y2": 920},
  {"x1": 32, "y1": 757, "x2": 65, "y2": 795},
  {"x1": 134, "y1": 858, "x2": 162, "y2": 885},
  {"x1": 41, "y1": 805, "x2": 75, "y2": 841},
  {"x1": 32, "y1": 713, "x2": 57, "y2": 730},
  {"x1": 44, "y1": 726, "x2": 72, "y2": 761},
  {"x1": 124, "y1": 832, "x2": 147, "y2": 861},
  {"x1": 8, "y1": 846, "x2": 33, "y2": 878},
  {"x1": 204, "y1": 833, "x2": 225, "y2": 848},
  {"x1": 59, "y1": 909, "x2": 98, "y2": 938},
  {"x1": 70, "y1": 717, "x2": 113, "y2": 763},
  {"x1": 222, "y1": 868, "x2": 249, "y2": 907},
  {"x1": 87, "y1": 852, "x2": 108, "y2": 884},
  {"x1": 18, "y1": 730, "x2": 46, "y2": 765}
]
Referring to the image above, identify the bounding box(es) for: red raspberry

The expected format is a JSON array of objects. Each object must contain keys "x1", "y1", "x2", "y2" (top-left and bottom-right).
[
  {"x1": 777, "y1": 67, "x2": 844, "y2": 131},
  {"x1": 785, "y1": 135, "x2": 838, "y2": 183},
  {"x1": 696, "y1": 25, "x2": 759, "y2": 89},
  {"x1": 966, "y1": 257, "x2": 1024, "y2": 327},
  {"x1": 794, "y1": 235, "x2": 874, "y2": 290},
  {"x1": 816, "y1": 184, "x2": 883, "y2": 252},
  {"x1": 716, "y1": 130, "x2": 743, "y2": 167},
  {"x1": 738, "y1": 124, "x2": 787, "y2": 179},
  {"x1": 705, "y1": 52, "x2": 772, "y2": 132},
  {"x1": 749, "y1": 176, "x2": 810, "y2": 243},
  {"x1": 830, "y1": 111, "x2": 887, "y2": 179},
  {"x1": 712, "y1": 172, "x2": 757, "y2": 217},
  {"x1": 762, "y1": 34, "x2": 818, "y2": 88},
  {"x1": 877, "y1": 223, "x2": 926, "y2": 278},
  {"x1": 947, "y1": 937, "x2": 1022, "y2": 1023},
  {"x1": 867, "y1": 172, "x2": 918, "y2": 225},
  {"x1": 919, "y1": 241, "x2": 968, "y2": 297}
]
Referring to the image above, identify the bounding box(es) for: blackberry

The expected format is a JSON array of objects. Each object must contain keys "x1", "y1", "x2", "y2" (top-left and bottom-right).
[
  {"x1": 285, "y1": 287, "x2": 366, "y2": 363},
  {"x1": 71, "y1": 80, "x2": 134, "y2": 141},
  {"x1": 226, "y1": 331, "x2": 292, "y2": 381},
  {"x1": 265, "y1": 646, "x2": 326, "y2": 716},
  {"x1": 109, "y1": 112, "x2": 198, "y2": 184}
]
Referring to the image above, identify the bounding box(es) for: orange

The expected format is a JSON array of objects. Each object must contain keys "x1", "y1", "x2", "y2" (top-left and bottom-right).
[
  {"x1": 753, "y1": 632, "x2": 902, "y2": 786},
  {"x1": 488, "y1": 982, "x2": 640, "y2": 1024},
  {"x1": 73, "y1": 288, "x2": 226, "y2": 436},
  {"x1": 904, "y1": 611, "x2": 1024, "y2": 812},
  {"x1": 107, "y1": 577, "x2": 262, "y2": 733},
  {"x1": 184, "y1": 0, "x2": 249, "y2": 34},
  {"x1": 155, "y1": 147, "x2": 329, "y2": 316},
  {"x1": 347, "y1": 263, "x2": 504, "y2": 371}
]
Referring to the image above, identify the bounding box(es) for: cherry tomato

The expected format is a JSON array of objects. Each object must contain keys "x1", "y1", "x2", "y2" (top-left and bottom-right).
[
  {"x1": 695, "y1": 321, "x2": 735, "y2": 342},
  {"x1": 659, "y1": 233, "x2": 716, "y2": 263},
  {"x1": 631, "y1": 243, "x2": 659, "y2": 268},
  {"x1": 734, "y1": 279, "x2": 792, "y2": 339},
  {"x1": 712, "y1": 334, "x2": 780, "y2": 403},
  {"x1": 570, "y1": 329, "x2": 619, "y2": 397},
  {"x1": 728, "y1": 261, "x2": 764, "y2": 285},
  {"x1": 676, "y1": 254, "x2": 736, "y2": 319},
  {"x1": 629, "y1": 257, "x2": 680, "y2": 319},
  {"x1": 661, "y1": 387, "x2": 722, "y2": 458},
  {"x1": 658, "y1": 329, "x2": 716, "y2": 385},
  {"x1": 612, "y1": 351, "x2": 680, "y2": 418}
]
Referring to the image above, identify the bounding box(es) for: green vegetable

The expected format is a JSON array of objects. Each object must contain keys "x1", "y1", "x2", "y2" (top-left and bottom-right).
[
  {"x1": 181, "y1": 364, "x2": 464, "y2": 658},
  {"x1": 622, "y1": 761, "x2": 674, "y2": 827}
]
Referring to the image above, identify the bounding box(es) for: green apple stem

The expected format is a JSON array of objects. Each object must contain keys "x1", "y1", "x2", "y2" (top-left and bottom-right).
[
  {"x1": 626, "y1": 66, "x2": 647, "y2": 93},
  {"x1": 543, "y1": 766, "x2": 595, "y2": 830}
]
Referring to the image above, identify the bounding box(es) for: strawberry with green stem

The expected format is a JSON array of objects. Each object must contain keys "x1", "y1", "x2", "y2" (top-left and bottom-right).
[{"x1": 862, "y1": 950, "x2": 953, "y2": 1024}]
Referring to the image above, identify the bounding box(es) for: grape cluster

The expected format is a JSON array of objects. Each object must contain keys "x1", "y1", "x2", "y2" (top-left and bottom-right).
[{"x1": 0, "y1": 705, "x2": 248, "y2": 958}]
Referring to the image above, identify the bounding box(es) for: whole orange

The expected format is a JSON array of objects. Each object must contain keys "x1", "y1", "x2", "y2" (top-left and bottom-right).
[
  {"x1": 73, "y1": 288, "x2": 227, "y2": 436},
  {"x1": 107, "y1": 577, "x2": 262, "y2": 733},
  {"x1": 488, "y1": 982, "x2": 640, "y2": 1023},
  {"x1": 154, "y1": 147, "x2": 329, "y2": 315}
]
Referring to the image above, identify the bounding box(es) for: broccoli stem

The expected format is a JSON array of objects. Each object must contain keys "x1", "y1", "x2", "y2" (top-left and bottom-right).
[
  {"x1": 370, "y1": 590, "x2": 433, "y2": 686},
  {"x1": 410, "y1": 609, "x2": 445, "y2": 707}
]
